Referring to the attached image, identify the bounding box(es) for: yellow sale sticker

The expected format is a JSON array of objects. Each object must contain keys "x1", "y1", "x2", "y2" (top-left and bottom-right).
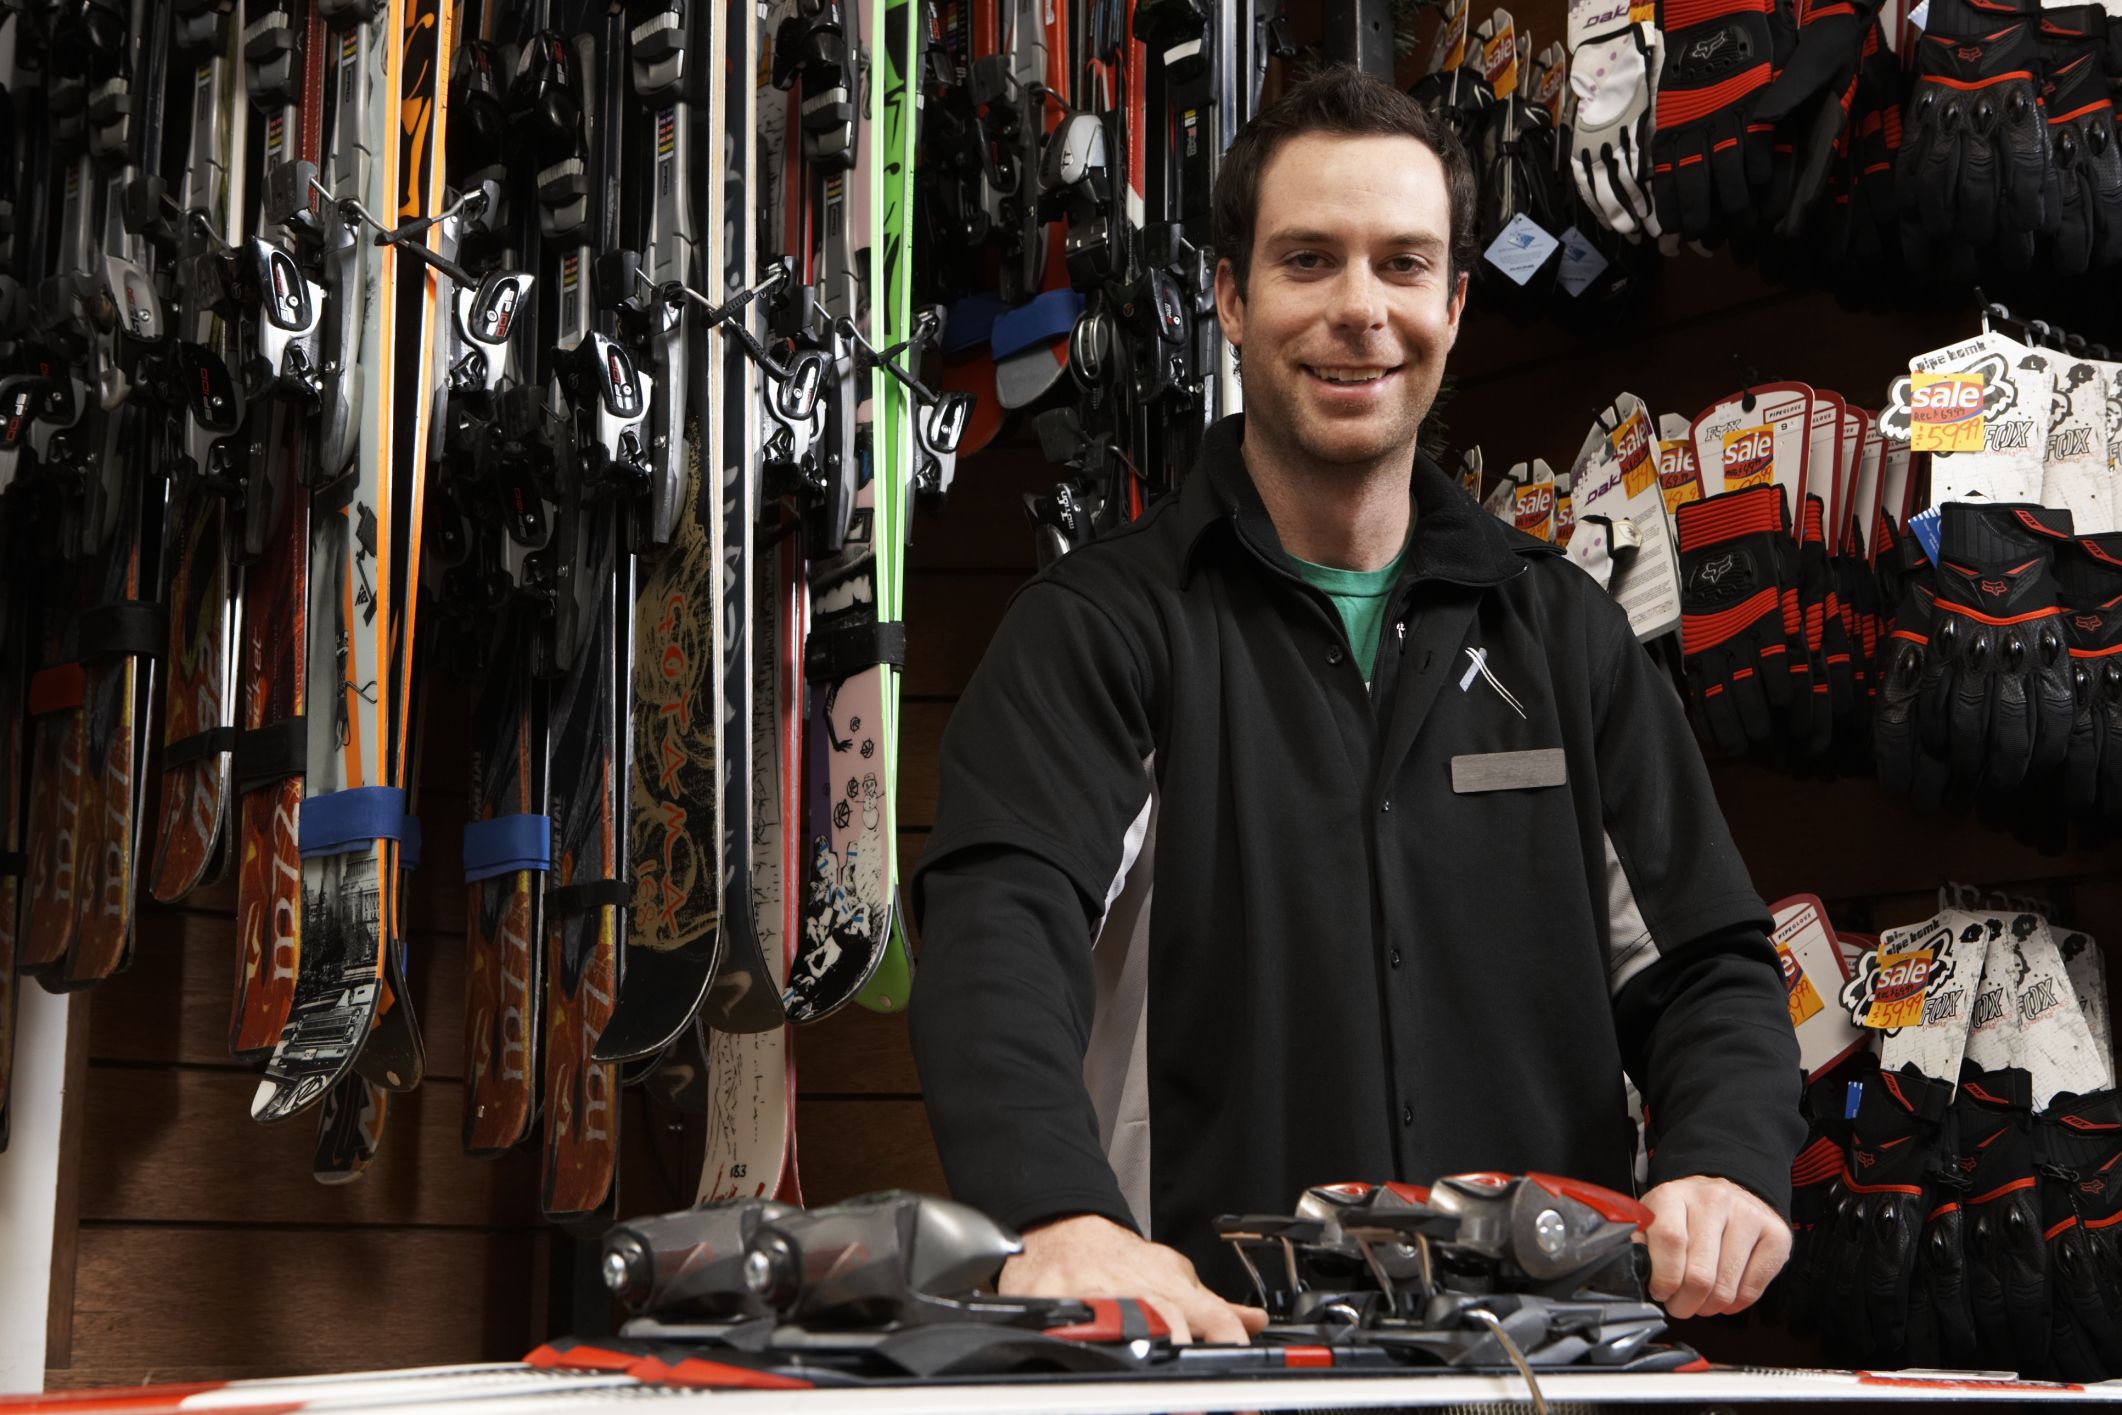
[
  {"x1": 1777, "y1": 941, "x2": 1825, "y2": 1029},
  {"x1": 1481, "y1": 22, "x2": 1518, "y2": 96},
  {"x1": 1909, "y1": 371, "x2": 1986, "y2": 454},
  {"x1": 1513, "y1": 480, "x2": 1555, "y2": 540},
  {"x1": 1628, "y1": 0, "x2": 1656, "y2": 20},
  {"x1": 1658, "y1": 438, "x2": 1704, "y2": 514},
  {"x1": 1863, "y1": 947, "x2": 1935, "y2": 1031},
  {"x1": 1721, "y1": 424, "x2": 1775, "y2": 490},
  {"x1": 1611, "y1": 408, "x2": 1655, "y2": 500}
]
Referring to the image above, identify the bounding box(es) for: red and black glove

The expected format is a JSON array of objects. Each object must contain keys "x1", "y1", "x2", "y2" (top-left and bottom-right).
[
  {"x1": 2055, "y1": 532, "x2": 2122, "y2": 816},
  {"x1": 1677, "y1": 485, "x2": 1807, "y2": 754},
  {"x1": 1817, "y1": 1063, "x2": 1960, "y2": 1366},
  {"x1": 1653, "y1": 0, "x2": 1780, "y2": 237},
  {"x1": 2039, "y1": 1089, "x2": 2122, "y2": 1381},
  {"x1": 1958, "y1": 1065, "x2": 2051, "y2": 1375}
]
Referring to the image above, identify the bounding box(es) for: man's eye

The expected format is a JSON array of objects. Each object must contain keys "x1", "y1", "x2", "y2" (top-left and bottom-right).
[
  {"x1": 1386, "y1": 255, "x2": 1427, "y2": 275},
  {"x1": 1287, "y1": 252, "x2": 1327, "y2": 270}
]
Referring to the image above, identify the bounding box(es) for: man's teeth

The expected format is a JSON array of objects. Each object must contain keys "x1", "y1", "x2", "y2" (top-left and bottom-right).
[{"x1": 1310, "y1": 366, "x2": 1391, "y2": 383}]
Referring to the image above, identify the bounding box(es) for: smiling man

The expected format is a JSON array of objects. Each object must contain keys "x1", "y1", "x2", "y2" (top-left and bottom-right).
[{"x1": 908, "y1": 68, "x2": 1803, "y2": 1346}]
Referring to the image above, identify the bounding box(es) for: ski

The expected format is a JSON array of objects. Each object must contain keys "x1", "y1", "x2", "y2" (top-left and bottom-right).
[
  {"x1": 447, "y1": 0, "x2": 548, "y2": 1156},
  {"x1": 145, "y1": 0, "x2": 250, "y2": 907},
  {"x1": 252, "y1": 0, "x2": 453, "y2": 1123},
  {"x1": 518, "y1": 3, "x2": 637, "y2": 1223},
  {"x1": 228, "y1": 0, "x2": 327, "y2": 1061}
]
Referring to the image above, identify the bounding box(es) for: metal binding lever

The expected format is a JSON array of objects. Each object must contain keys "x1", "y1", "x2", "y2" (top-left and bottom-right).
[
  {"x1": 830, "y1": 312, "x2": 972, "y2": 502},
  {"x1": 309, "y1": 176, "x2": 490, "y2": 291}
]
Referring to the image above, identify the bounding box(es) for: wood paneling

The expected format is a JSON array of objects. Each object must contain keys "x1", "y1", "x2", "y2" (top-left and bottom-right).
[
  {"x1": 794, "y1": 1099, "x2": 946, "y2": 1205},
  {"x1": 76, "y1": 1069, "x2": 539, "y2": 1228},
  {"x1": 797, "y1": 1009, "x2": 921, "y2": 1097},
  {"x1": 58, "y1": 1226, "x2": 541, "y2": 1387},
  {"x1": 89, "y1": 911, "x2": 469, "y2": 1081}
]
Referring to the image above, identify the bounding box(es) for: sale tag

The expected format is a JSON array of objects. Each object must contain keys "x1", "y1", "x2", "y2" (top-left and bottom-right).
[
  {"x1": 1864, "y1": 946, "x2": 1935, "y2": 1031},
  {"x1": 1610, "y1": 406, "x2": 1655, "y2": 501},
  {"x1": 1909, "y1": 371, "x2": 1986, "y2": 454},
  {"x1": 1777, "y1": 940, "x2": 1825, "y2": 1028},
  {"x1": 1721, "y1": 424, "x2": 1775, "y2": 489},
  {"x1": 1480, "y1": 11, "x2": 1518, "y2": 95}
]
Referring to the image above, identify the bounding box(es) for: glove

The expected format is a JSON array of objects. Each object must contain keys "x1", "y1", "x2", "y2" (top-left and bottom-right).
[
  {"x1": 1781, "y1": 1053, "x2": 1867, "y2": 1334},
  {"x1": 1799, "y1": 493, "x2": 1856, "y2": 735},
  {"x1": 1958, "y1": 1066, "x2": 2051, "y2": 1374},
  {"x1": 2039, "y1": 9, "x2": 2122, "y2": 276},
  {"x1": 1816, "y1": 1062, "x2": 1959, "y2": 1366},
  {"x1": 1676, "y1": 484, "x2": 1800, "y2": 753},
  {"x1": 1898, "y1": 10, "x2": 2061, "y2": 271},
  {"x1": 1652, "y1": 0, "x2": 1779, "y2": 238},
  {"x1": 1879, "y1": 503, "x2": 2075, "y2": 801},
  {"x1": 1840, "y1": 514, "x2": 1881, "y2": 714},
  {"x1": 1755, "y1": 0, "x2": 1883, "y2": 236},
  {"x1": 1569, "y1": 0, "x2": 1665, "y2": 237},
  {"x1": 2053, "y1": 532, "x2": 2122, "y2": 816},
  {"x1": 2039, "y1": 1089, "x2": 2122, "y2": 1381}
]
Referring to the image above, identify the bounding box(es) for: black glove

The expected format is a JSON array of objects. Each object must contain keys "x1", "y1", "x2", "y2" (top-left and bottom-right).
[
  {"x1": 1899, "y1": 8, "x2": 2061, "y2": 271},
  {"x1": 2039, "y1": 1089, "x2": 2122, "y2": 1381},
  {"x1": 1755, "y1": 0, "x2": 1884, "y2": 236},
  {"x1": 1817, "y1": 1062, "x2": 1959, "y2": 1366},
  {"x1": 1653, "y1": 0, "x2": 1780, "y2": 238},
  {"x1": 1876, "y1": 503, "x2": 2075, "y2": 802},
  {"x1": 2055, "y1": 533, "x2": 2122, "y2": 816},
  {"x1": 1676, "y1": 485, "x2": 1807, "y2": 754},
  {"x1": 1800, "y1": 493, "x2": 1856, "y2": 739},
  {"x1": 1781, "y1": 1054, "x2": 1867, "y2": 1333},
  {"x1": 1958, "y1": 1065, "x2": 2051, "y2": 1375},
  {"x1": 2038, "y1": 8, "x2": 2122, "y2": 275}
]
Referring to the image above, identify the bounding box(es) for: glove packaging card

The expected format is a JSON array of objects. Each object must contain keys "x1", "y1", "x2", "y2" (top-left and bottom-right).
[
  {"x1": 1532, "y1": 40, "x2": 1568, "y2": 123},
  {"x1": 1850, "y1": 422, "x2": 1884, "y2": 555},
  {"x1": 1996, "y1": 912, "x2": 2110, "y2": 1107},
  {"x1": 1606, "y1": 394, "x2": 1657, "y2": 502},
  {"x1": 2026, "y1": 351, "x2": 2116, "y2": 533},
  {"x1": 1836, "y1": 403, "x2": 1864, "y2": 546},
  {"x1": 1477, "y1": 10, "x2": 1519, "y2": 95},
  {"x1": 1691, "y1": 383, "x2": 1810, "y2": 502},
  {"x1": 2057, "y1": 926, "x2": 2113, "y2": 1080},
  {"x1": 1428, "y1": 0, "x2": 1472, "y2": 74},
  {"x1": 1576, "y1": 444, "x2": 1683, "y2": 639},
  {"x1": 1962, "y1": 912, "x2": 2017, "y2": 1074},
  {"x1": 1655, "y1": 411, "x2": 1704, "y2": 519},
  {"x1": 1876, "y1": 441, "x2": 1915, "y2": 552},
  {"x1": 1803, "y1": 391, "x2": 1842, "y2": 507},
  {"x1": 1554, "y1": 473, "x2": 1577, "y2": 547},
  {"x1": 1845, "y1": 911, "x2": 1984, "y2": 1086},
  {"x1": 1772, "y1": 894, "x2": 1867, "y2": 1079},
  {"x1": 2087, "y1": 356, "x2": 2122, "y2": 479},
  {"x1": 1883, "y1": 334, "x2": 2051, "y2": 505},
  {"x1": 1482, "y1": 472, "x2": 1518, "y2": 522}
]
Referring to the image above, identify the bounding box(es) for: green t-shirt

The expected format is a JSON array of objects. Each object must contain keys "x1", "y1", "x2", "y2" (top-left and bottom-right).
[{"x1": 1291, "y1": 542, "x2": 1410, "y2": 684}]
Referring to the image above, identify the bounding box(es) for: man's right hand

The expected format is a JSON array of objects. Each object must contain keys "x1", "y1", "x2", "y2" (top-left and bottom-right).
[{"x1": 999, "y1": 1213, "x2": 1268, "y2": 1346}]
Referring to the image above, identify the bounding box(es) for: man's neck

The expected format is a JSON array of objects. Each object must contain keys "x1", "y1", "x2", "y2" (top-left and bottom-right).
[{"x1": 1243, "y1": 424, "x2": 1416, "y2": 572}]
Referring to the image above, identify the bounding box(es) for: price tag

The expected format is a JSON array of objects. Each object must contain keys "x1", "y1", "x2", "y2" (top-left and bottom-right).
[
  {"x1": 1910, "y1": 370, "x2": 1987, "y2": 454},
  {"x1": 1863, "y1": 946, "x2": 1936, "y2": 1031},
  {"x1": 1721, "y1": 424, "x2": 1775, "y2": 490}
]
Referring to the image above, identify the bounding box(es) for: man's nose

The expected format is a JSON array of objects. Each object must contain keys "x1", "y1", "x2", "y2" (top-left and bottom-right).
[{"x1": 1326, "y1": 261, "x2": 1386, "y2": 332}]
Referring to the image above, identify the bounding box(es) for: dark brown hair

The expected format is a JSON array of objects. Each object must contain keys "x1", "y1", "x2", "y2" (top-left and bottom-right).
[{"x1": 1211, "y1": 65, "x2": 1478, "y2": 297}]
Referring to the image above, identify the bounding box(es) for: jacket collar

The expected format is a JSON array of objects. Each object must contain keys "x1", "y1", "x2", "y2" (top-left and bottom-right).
[{"x1": 1176, "y1": 414, "x2": 1558, "y2": 589}]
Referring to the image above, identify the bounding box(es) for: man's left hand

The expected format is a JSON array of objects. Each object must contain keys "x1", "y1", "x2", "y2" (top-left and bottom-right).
[{"x1": 1639, "y1": 1175, "x2": 1790, "y2": 1319}]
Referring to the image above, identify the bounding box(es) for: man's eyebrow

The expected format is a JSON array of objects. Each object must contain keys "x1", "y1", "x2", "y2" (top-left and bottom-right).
[{"x1": 1261, "y1": 229, "x2": 1447, "y2": 250}]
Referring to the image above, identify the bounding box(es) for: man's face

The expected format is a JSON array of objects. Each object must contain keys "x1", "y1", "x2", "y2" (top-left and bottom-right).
[{"x1": 1214, "y1": 132, "x2": 1467, "y2": 471}]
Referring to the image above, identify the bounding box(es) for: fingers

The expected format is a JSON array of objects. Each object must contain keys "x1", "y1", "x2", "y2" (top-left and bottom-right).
[
  {"x1": 1667, "y1": 1202, "x2": 1731, "y2": 1320},
  {"x1": 1733, "y1": 1220, "x2": 1794, "y2": 1313},
  {"x1": 1139, "y1": 1295, "x2": 1195, "y2": 1346},
  {"x1": 1186, "y1": 1293, "x2": 1253, "y2": 1346},
  {"x1": 1234, "y1": 1303, "x2": 1270, "y2": 1336},
  {"x1": 1644, "y1": 1188, "x2": 1690, "y2": 1304}
]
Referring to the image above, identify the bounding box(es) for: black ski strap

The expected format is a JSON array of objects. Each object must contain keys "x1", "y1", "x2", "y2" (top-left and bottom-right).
[
  {"x1": 162, "y1": 724, "x2": 239, "y2": 769},
  {"x1": 463, "y1": 812, "x2": 552, "y2": 883},
  {"x1": 297, "y1": 785, "x2": 420, "y2": 865},
  {"x1": 804, "y1": 619, "x2": 907, "y2": 684},
  {"x1": 79, "y1": 599, "x2": 168, "y2": 660},
  {"x1": 233, "y1": 717, "x2": 306, "y2": 795},
  {"x1": 545, "y1": 876, "x2": 630, "y2": 920}
]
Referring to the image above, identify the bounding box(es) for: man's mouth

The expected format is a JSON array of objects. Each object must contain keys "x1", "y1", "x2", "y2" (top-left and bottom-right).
[{"x1": 1303, "y1": 364, "x2": 1402, "y2": 386}]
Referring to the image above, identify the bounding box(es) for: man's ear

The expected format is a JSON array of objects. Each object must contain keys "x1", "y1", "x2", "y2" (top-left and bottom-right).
[{"x1": 1213, "y1": 256, "x2": 1245, "y2": 350}]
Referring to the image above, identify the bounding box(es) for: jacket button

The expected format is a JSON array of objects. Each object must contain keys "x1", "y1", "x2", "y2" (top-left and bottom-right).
[
  {"x1": 1390, "y1": 949, "x2": 1402, "y2": 969},
  {"x1": 1380, "y1": 799, "x2": 1392, "y2": 813},
  {"x1": 1327, "y1": 645, "x2": 1345, "y2": 666},
  {"x1": 1401, "y1": 1105, "x2": 1413, "y2": 1127}
]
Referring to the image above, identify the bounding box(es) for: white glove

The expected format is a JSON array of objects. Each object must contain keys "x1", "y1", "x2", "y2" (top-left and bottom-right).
[{"x1": 1567, "y1": 0, "x2": 1662, "y2": 240}]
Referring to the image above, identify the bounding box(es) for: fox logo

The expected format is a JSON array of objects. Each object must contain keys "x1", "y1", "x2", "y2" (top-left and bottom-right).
[
  {"x1": 1956, "y1": 42, "x2": 1985, "y2": 61},
  {"x1": 1856, "y1": 1149, "x2": 1877, "y2": 1170},
  {"x1": 2077, "y1": 613, "x2": 2106, "y2": 632},
  {"x1": 1980, "y1": 579, "x2": 2008, "y2": 598},
  {"x1": 1696, "y1": 552, "x2": 1738, "y2": 585}
]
